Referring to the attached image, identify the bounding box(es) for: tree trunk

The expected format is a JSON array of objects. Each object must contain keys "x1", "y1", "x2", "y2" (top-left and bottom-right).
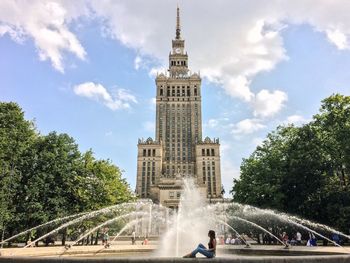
[
  {"x1": 1, "y1": 225, "x2": 5, "y2": 248},
  {"x1": 257, "y1": 234, "x2": 261, "y2": 244},
  {"x1": 61, "y1": 229, "x2": 66, "y2": 246},
  {"x1": 341, "y1": 166, "x2": 347, "y2": 187},
  {"x1": 94, "y1": 230, "x2": 99, "y2": 245}
]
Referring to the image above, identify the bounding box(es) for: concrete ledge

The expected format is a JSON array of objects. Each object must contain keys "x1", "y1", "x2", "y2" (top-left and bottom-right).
[{"x1": 1, "y1": 255, "x2": 350, "y2": 263}]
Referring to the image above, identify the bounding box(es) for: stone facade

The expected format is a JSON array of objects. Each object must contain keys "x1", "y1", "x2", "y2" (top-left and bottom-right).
[{"x1": 136, "y1": 7, "x2": 222, "y2": 207}]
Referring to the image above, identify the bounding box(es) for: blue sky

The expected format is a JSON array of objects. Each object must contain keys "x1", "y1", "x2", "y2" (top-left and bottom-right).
[{"x1": 1, "y1": 1, "x2": 350, "y2": 195}]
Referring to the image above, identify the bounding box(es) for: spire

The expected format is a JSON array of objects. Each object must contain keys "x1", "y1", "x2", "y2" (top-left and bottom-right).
[{"x1": 176, "y1": 5, "x2": 181, "y2": 39}]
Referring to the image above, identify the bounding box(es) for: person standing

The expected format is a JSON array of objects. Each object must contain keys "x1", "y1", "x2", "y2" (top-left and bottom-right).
[
  {"x1": 296, "y1": 232, "x2": 302, "y2": 245},
  {"x1": 131, "y1": 230, "x2": 136, "y2": 245}
]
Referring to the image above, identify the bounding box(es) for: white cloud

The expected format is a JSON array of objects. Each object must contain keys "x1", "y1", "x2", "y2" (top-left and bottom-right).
[
  {"x1": 204, "y1": 117, "x2": 230, "y2": 130},
  {"x1": 284, "y1": 114, "x2": 309, "y2": 126},
  {"x1": 115, "y1": 89, "x2": 138, "y2": 104},
  {"x1": 2, "y1": 0, "x2": 350, "y2": 103},
  {"x1": 253, "y1": 89, "x2": 288, "y2": 118},
  {"x1": 326, "y1": 29, "x2": 348, "y2": 50},
  {"x1": 89, "y1": 1, "x2": 289, "y2": 114},
  {"x1": 88, "y1": 0, "x2": 350, "y2": 118},
  {"x1": 207, "y1": 119, "x2": 220, "y2": 129},
  {"x1": 148, "y1": 66, "x2": 167, "y2": 78},
  {"x1": 223, "y1": 76, "x2": 254, "y2": 103},
  {"x1": 73, "y1": 82, "x2": 137, "y2": 110},
  {"x1": 134, "y1": 55, "x2": 142, "y2": 70},
  {"x1": 0, "y1": 1, "x2": 87, "y2": 72},
  {"x1": 231, "y1": 118, "x2": 266, "y2": 135},
  {"x1": 0, "y1": 24, "x2": 25, "y2": 43}
]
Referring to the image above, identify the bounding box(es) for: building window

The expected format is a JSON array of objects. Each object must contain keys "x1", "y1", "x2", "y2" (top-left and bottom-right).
[
  {"x1": 177, "y1": 192, "x2": 181, "y2": 199},
  {"x1": 143, "y1": 149, "x2": 146, "y2": 156},
  {"x1": 153, "y1": 149, "x2": 156, "y2": 156},
  {"x1": 202, "y1": 149, "x2": 205, "y2": 156},
  {"x1": 169, "y1": 192, "x2": 174, "y2": 199},
  {"x1": 160, "y1": 89, "x2": 163, "y2": 96},
  {"x1": 211, "y1": 149, "x2": 215, "y2": 156}
]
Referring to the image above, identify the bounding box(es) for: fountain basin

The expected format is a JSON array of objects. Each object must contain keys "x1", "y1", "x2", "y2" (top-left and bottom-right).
[
  {"x1": 1, "y1": 245, "x2": 350, "y2": 263},
  {"x1": 1, "y1": 255, "x2": 350, "y2": 263}
]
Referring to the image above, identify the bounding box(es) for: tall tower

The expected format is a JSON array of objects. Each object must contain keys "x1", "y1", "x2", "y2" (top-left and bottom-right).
[{"x1": 136, "y1": 7, "x2": 222, "y2": 208}]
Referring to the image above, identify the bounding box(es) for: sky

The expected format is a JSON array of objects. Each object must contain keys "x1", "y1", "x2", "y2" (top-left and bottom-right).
[{"x1": 1, "y1": 0, "x2": 350, "y2": 196}]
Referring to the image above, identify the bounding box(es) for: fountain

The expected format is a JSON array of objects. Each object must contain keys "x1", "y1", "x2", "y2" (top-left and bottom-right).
[{"x1": 0, "y1": 177, "x2": 350, "y2": 262}]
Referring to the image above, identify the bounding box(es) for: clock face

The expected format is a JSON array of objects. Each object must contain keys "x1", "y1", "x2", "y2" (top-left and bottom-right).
[{"x1": 175, "y1": 48, "x2": 181, "y2": 54}]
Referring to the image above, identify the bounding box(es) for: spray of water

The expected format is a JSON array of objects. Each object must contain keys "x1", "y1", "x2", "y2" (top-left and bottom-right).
[
  {"x1": 0, "y1": 211, "x2": 89, "y2": 244},
  {"x1": 3, "y1": 177, "x2": 348, "y2": 257},
  {"x1": 24, "y1": 202, "x2": 139, "y2": 248},
  {"x1": 72, "y1": 212, "x2": 145, "y2": 247},
  {"x1": 231, "y1": 202, "x2": 350, "y2": 241},
  {"x1": 229, "y1": 215, "x2": 286, "y2": 247},
  {"x1": 214, "y1": 218, "x2": 250, "y2": 247},
  {"x1": 157, "y1": 178, "x2": 217, "y2": 257}
]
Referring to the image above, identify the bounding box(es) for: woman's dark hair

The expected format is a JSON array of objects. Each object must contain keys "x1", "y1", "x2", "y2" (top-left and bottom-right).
[{"x1": 208, "y1": 230, "x2": 216, "y2": 240}]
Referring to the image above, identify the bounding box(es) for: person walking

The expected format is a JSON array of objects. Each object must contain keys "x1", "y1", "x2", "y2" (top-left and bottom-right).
[{"x1": 102, "y1": 228, "x2": 109, "y2": 248}]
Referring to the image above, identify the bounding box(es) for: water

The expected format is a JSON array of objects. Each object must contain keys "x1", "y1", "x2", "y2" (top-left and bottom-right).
[{"x1": 2, "y1": 177, "x2": 349, "y2": 256}]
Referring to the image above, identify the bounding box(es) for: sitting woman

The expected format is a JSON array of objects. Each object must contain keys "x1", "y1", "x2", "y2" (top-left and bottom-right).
[{"x1": 183, "y1": 230, "x2": 216, "y2": 258}]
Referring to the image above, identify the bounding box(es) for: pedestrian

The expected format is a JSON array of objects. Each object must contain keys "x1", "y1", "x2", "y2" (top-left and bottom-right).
[
  {"x1": 102, "y1": 228, "x2": 109, "y2": 248},
  {"x1": 131, "y1": 230, "x2": 136, "y2": 245},
  {"x1": 142, "y1": 236, "x2": 148, "y2": 245},
  {"x1": 296, "y1": 232, "x2": 302, "y2": 245},
  {"x1": 332, "y1": 233, "x2": 340, "y2": 244},
  {"x1": 307, "y1": 232, "x2": 317, "y2": 246},
  {"x1": 281, "y1": 232, "x2": 289, "y2": 244}
]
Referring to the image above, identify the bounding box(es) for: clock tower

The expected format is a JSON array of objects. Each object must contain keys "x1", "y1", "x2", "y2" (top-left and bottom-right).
[
  {"x1": 136, "y1": 7, "x2": 222, "y2": 208},
  {"x1": 169, "y1": 6, "x2": 188, "y2": 78}
]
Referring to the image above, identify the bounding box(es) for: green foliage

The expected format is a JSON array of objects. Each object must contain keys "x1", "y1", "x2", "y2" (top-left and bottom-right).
[
  {"x1": 0, "y1": 102, "x2": 37, "y2": 236},
  {"x1": 0, "y1": 102, "x2": 134, "y2": 239},
  {"x1": 232, "y1": 94, "x2": 350, "y2": 232}
]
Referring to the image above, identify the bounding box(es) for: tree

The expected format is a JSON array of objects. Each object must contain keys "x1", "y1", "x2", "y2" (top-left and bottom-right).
[
  {"x1": 16, "y1": 133, "x2": 84, "y2": 229},
  {"x1": 77, "y1": 150, "x2": 134, "y2": 211},
  {"x1": 0, "y1": 102, "x2": 134, "y2": 244},
  {"x1": 232, "y1": 94, "x2": 350, "y2": 232},
  {"x1": 0, "y1": 102, "x2": 36, "y2": 245}
]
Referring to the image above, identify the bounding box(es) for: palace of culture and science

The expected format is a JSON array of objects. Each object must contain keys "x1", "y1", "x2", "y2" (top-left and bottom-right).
[{"x1": 136, "y1": 7, "x2": 222, "y2": 208}]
